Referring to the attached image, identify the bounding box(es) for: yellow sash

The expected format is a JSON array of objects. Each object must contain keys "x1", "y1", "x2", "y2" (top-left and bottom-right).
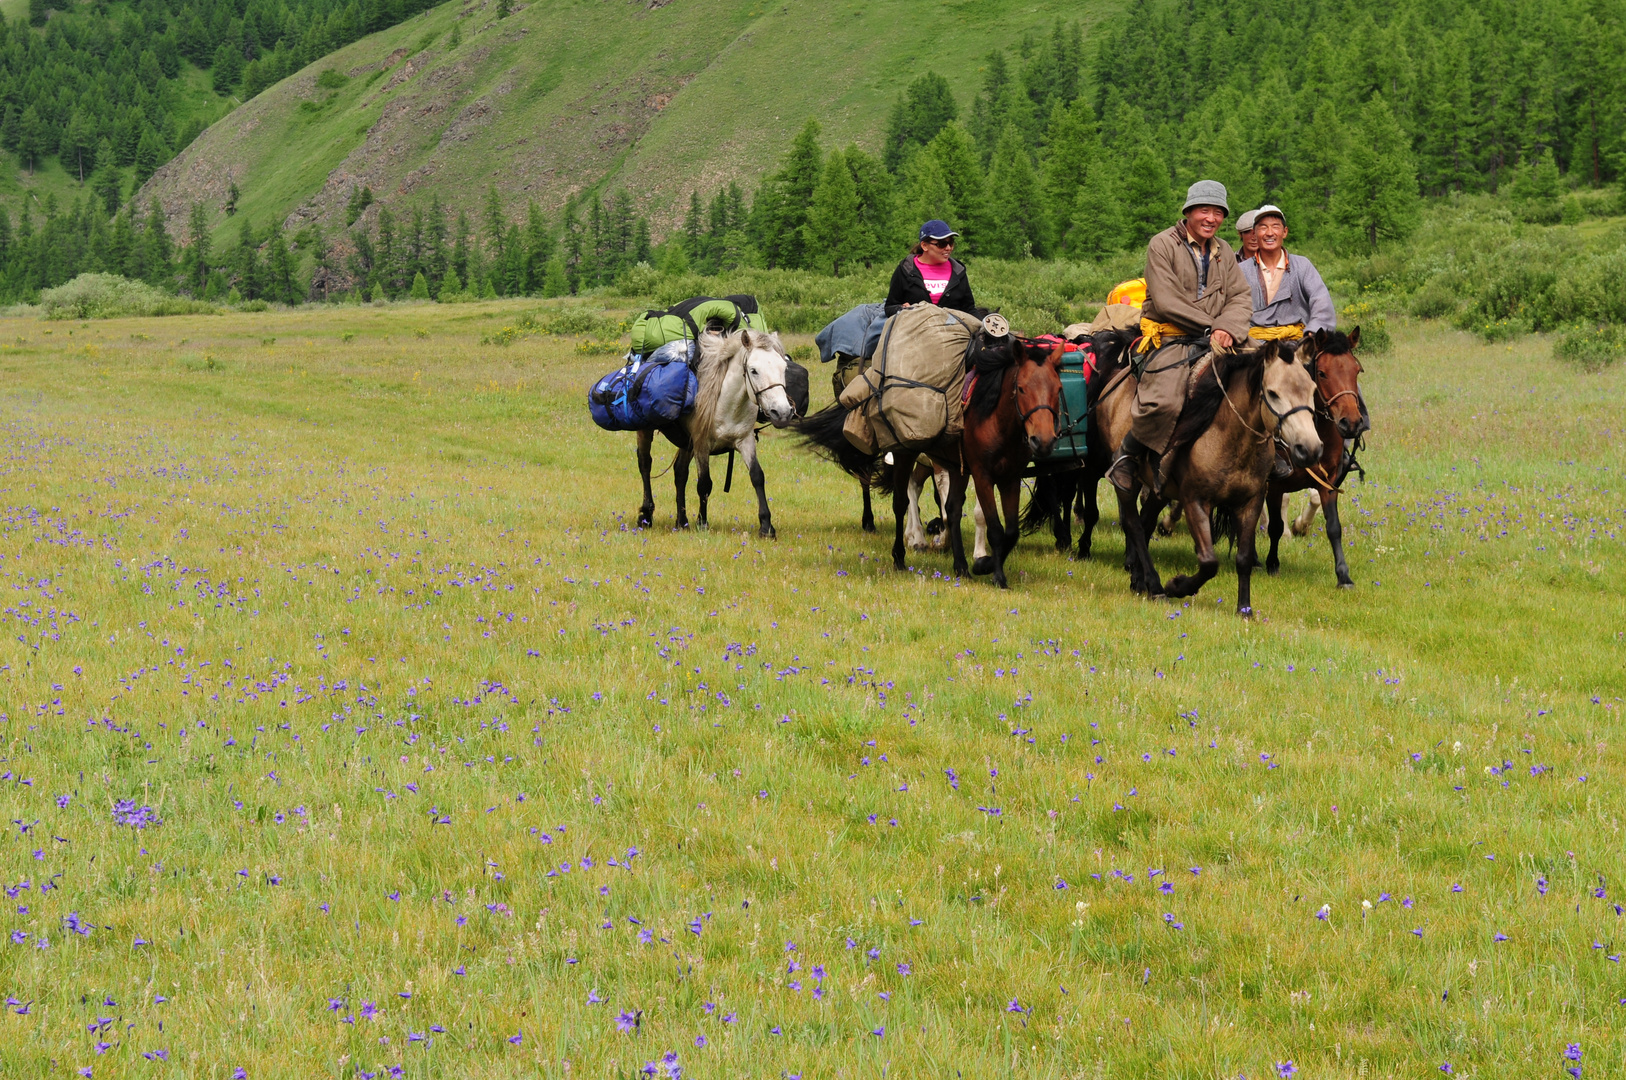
[
  {"x1": 1136, "y1": 318, "x2": 1188, "y2": 354},
  {"x1": 1248, "y1": 323, "x2": 1305, "y2": 342}
]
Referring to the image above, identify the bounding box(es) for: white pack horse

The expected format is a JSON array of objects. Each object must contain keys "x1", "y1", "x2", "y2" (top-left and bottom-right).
[{"x1": 636, "y1": 328, "x2": 797, "y2": 538}]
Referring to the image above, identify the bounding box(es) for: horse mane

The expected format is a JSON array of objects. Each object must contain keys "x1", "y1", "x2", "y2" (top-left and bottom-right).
[
  {"x1": 688, "y1": 330, "x2": 744, "y2": 455},
  {"x1": 1086, "y1": 329, "x2": 1135, "y2": 397},
  {"x1": 1167, "y1": 344, "x2": 1268, "y2": 451},
  {"x1": 965, "y1": 335, "x2": 1015, "y2": 418}
]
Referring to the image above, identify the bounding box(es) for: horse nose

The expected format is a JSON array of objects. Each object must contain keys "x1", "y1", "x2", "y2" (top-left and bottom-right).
[
  {"x1": 1292, "y1": 437, "x2": 1322, "y2": 468},
  {"x1": 1337, "y1": 416, "x2": 1362, "y2": 439},
  {"x1": 1028, "y1": 434, "x2": 1053, "y2": 458}
]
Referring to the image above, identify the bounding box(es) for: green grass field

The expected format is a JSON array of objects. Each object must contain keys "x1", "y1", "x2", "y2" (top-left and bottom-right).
[{"x1": 0, "y1": 300, "x2": 1621, "y2": 1079}]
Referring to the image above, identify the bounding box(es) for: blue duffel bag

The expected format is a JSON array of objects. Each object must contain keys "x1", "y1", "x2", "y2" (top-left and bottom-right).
[{"x1": 588, "y1": 340, "x2": 698, "y2": 431}]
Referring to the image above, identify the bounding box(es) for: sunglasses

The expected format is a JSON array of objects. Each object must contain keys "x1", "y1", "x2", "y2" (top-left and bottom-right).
[{"x1": 924, "y1": 237, "x2": 956, "y2": 248}]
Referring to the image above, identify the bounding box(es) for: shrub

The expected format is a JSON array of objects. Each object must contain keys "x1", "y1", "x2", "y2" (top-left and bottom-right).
[
  {"x1": 614, "y1": 262, "x2": 662, "y2": 297},
  {"x1": 1409, "y1": 279, "x2": 1459, "y2": 320},
  {"x1": 39, "y1": 273, "x2": 216, "y2": 320},
  {"x1": 1553, "y1": 324, "x2": 1626, "y2": 370}
]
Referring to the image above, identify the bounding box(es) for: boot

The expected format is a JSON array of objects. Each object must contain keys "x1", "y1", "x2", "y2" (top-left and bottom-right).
[
  {"x1": 1271, "y1": 449, "x2": 1294, "y2": 478},
  {"x1": 1107, "y1": 434, "x2": 1148, "y2": 493}
]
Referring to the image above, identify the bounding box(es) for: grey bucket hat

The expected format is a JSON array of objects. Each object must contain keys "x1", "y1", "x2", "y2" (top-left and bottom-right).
[{"x1": 1182, "y1": 179, "x2": 1229, "y2": 214}]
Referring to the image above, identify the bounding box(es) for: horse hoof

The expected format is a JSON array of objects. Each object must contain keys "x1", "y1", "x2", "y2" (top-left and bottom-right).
[
  {"x1": 971, "y1": 557, "x2": 994, "y2": 576},
  {"x1": 1266, "y1": 561, "x2": 1280, "y2": 576},
  {"x1": 759, "y1": 524, "x2": 777, "y2": 540},
  {"x1": 1337, "y1": 580, "x2": 1355, "y2": 589},
  {"x1": 861, "y1": 521, "x2": 877, "y2": 534},
  {"x1": 1238, "y1": 605, "x2": 1255, "y2": 618}
]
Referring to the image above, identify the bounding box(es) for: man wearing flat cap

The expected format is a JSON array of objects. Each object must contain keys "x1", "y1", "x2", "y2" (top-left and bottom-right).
[
  {"x1": 1234, "y1": 209, "x2": 1261, "y2": 263},
  {"x1": 1108, "y1": 179, "x2": 1252, "y2": 494},
  {"x1": 1239, "y1": 204, "x2": 1335, "y2": 342}
]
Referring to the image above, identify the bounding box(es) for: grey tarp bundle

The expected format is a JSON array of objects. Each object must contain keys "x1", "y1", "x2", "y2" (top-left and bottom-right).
[
  {"x1": 837, "y1": 305, "x2": 982, "y2": 454},
  {"x1": 814, "y1": 303, "x2": 888, "y2": 363}
]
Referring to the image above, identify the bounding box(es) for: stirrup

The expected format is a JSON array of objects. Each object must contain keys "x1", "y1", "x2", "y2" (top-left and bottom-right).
[
  {"x1": 1107, "y1": 452, "x2": 1140, "y2": 493},
  {"x1": 1272, "y1": 456, "x2": 1294, "y2": 478}
]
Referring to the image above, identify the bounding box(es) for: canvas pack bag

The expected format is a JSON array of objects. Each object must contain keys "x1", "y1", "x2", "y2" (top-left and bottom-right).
[
  {"x1": 628, "y1": 295, "x2": 768, "y2": 358},
  {"x1": 840, "y1": 305, "x2": 981, "y2": 452}
]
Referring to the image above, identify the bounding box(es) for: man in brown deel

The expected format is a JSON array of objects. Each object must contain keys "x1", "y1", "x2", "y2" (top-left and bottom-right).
[{"x1": 1107, "y1": 179, "x2": 1253, "y2": 495}]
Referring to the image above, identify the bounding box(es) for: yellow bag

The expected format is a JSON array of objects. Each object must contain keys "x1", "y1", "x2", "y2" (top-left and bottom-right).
[{"x1": 1106, "y1": 277, "x2": 1146, "y2": 308}]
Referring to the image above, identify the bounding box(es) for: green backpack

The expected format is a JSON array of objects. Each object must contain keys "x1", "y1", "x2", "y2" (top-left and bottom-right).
[{"x1": 628, "y1": 295, "x2": 768, "y2": 357}]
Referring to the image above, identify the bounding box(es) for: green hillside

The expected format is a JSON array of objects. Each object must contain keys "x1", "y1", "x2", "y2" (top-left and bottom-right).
[{"x1": 141, "y1": 0, "x2": 1113, "y2": 241}]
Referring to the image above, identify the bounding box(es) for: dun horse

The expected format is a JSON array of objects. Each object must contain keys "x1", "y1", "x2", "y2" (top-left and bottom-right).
[
  {"x1": 635, "y1": 329, "x2": 797, "y2": 537},
  {"x1": 1093, "y1": 341, "x2": 1322, "y2": 613}
]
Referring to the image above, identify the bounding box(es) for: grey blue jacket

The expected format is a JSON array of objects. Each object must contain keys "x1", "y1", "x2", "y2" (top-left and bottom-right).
[{"x1": 1239, "y1": 252, "x2": 1336, "y2": 334}]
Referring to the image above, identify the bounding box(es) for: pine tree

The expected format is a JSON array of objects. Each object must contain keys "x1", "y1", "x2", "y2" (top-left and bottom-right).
[
  {"x1": 437, "y1": 268, "x2": 462, "y2": 301},
  {"x1": 91, "y1": 144, "x2": 124, "y2": 217},
  {"x1": 185, "y1": 202, "x2": 210, "y2": 294},
  {"x1": 140, "y1": 199, "x2": 173, "y2": 286},
  {"x1": 896, "y1": 147, "x2": 953, "y2": 251},
  {"x1": 1121, "y1": 144, "x2": 1173, "y2": 249},
  {"x1": 760, "y1": 119, "x2": 822, "y2": 270},
  {"x1": 425, "y1": 196, "x2": 448, "y2": 282},
  {"x1": 541, "y1": 257, "x2": 569, "y2": 298},
  {"x1": 409, "y1": 271, "x2": 429, "y2": 299},
  {"x1": 987, "y1": 124, "x2": 1045, "y2": 258},
  {"x1": 927, "y1": 123, "x2": 990, "y2": 256},
  {"x1": 452, "y1": 210, "x2": 471, "y2": 282},
  {"x1": 882, "y1": 72, "x2": 958, "y2": 172},
  {"x1": 845, "y1": 146, "x2": 895, "y2": 267},
  {"x1": 803, "y1": 149, "x2": 862, "y2": 275},
  {"x1": 1330, "y1": 94, "x2": 1419, "y2": 250},
  {"x1": 1201, "y1": 118, "x2": 1264, "y2": 224},
  {"x1": 134, "y1": 128, "x2": 169, "y2": 188},
  {"x1": 265, "y1": 223, "x2": 297, "y2": 303},
  {"x1": 1067, "y1": 166, "x2": 1125, "y2": 259},
  {"x1": 1042, "y1": 98, "x2": 1100, "y2": 246},
  {"x1": 370, "y1": 281, "x2": 385, "y2": 303}
]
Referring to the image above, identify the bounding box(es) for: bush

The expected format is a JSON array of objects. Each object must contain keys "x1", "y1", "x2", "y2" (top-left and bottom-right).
[
  {"x1": 39, "y1": 273, "x2": 216, "y2": 320},
  {"x1": 614, "y1": 262, "x2": 662, "y2": 297},
  {"x1": 1553, "y1": 324, "x2": 1626, "y2": 370},
  {"x1": 1410, "y1": 279, "x2": 1459, "y2": 320}
]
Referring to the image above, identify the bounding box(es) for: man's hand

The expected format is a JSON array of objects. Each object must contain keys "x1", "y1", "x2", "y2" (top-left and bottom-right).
[{"x1": 1211, "y1": 329, "x2": 1235, "y2": 350}]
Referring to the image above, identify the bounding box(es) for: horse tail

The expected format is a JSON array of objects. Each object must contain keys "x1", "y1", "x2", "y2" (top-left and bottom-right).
[
  {"x1": 1020, "y1": 473, "x2": 1060, "y2": 535},
  {"x1": 791, "y1": 404, "x2": 881, "y2": 482},
  {"x1": 1209, "y1": 505, "x2": 1239, "y2": 550}
]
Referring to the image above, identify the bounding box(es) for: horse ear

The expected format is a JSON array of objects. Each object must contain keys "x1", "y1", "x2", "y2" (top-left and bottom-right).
[
  {"x1": 1312, "y1": 328, "x2": 1327, "y2": 352},
  {"x1": 1348, "y1": 326, "x2": 1361, "y2": 350}
]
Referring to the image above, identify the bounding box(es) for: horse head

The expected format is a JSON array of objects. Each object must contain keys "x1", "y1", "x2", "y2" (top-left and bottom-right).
[
  {"x1": 1308, "y1": 327, "x2": 1369, "y2": 441},
  {"x1": 1261, "y1": 342, "x2": 1322, "y2": 469},
  {"x1": 1012, "y1": 338, "x2": 1063, "y2": 458},
  {"x1": 742, "y1": 329, "x2": 797, "y2": 426}
]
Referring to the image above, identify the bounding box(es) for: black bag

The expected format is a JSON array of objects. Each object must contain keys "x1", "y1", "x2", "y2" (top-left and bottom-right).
[{"x1": 784, "y1": 359, "x2": 810, "y2": 417}]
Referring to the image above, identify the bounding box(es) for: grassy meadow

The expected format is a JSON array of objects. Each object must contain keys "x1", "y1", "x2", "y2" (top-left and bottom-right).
[{"x1": 0, "y1": 299, "x2": 1622, "y2": 1079}]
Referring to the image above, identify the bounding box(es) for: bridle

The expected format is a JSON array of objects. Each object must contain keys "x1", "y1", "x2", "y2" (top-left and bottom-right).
[
  {"x1": 741, "y1": 347, "x2": 788, "y2": 411},
  {"x1": 1302, "y1": 342, "x2": 1362, "y2": 421}
]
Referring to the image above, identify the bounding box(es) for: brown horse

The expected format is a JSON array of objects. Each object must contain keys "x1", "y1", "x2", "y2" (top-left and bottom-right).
[
  {"x1": 794, "y1": 331, "x2": 1061, "y2": 583},
  {"x1": 960, "y1": 336, "x2": 1063, "y2": 587},
  {"x1": 1094, "y1": 341, "x2": 1322, "y2": 613},
  {"x1": 1265, "y1": 327, "x2": 1369, "y2": 586}
]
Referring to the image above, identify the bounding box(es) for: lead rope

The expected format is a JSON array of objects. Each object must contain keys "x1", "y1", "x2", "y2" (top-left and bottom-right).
[{"x1": 1214, "y1": 360, "x2": 1271, "y2": 443}]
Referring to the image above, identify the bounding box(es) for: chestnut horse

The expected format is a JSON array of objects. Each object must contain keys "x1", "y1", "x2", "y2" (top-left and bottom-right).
[
  {"x1": 1265, "y1": 327, "x2": 1370, "y2": 586},
  {"x1": 794, "y1": 332, "x2": 1061, "y2": 584},
  {"x1": 1093, "y1": 341, "x2": 1322, "y2": 614}
]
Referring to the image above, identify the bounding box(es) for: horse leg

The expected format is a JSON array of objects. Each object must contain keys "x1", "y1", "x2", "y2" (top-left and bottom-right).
[
  {"x1": 637, "y1": 429, "x2": 656, "y2": 527},
  {"x1": 1165, "y1": 497, "x2": 1218, "y2": 599},
  {"x1": 860, "y1": 478, "x2": 876, "y2": 533},
  {"x1": 970, "y1": 467, "x2": 1004, "y2": 586},
  {"x1": 1079, "y1": 470, "x2": 1100, "y2": 560},
  {"x1": 992, "y1": 477, "x2": 1022, "y2": 589},
  {"x1": 891, "y1": 458, "x2": 912, "y2": 571},
  {"x1": 945, "y1": 465, "x2": 970, "y2": 578},
  {"x1": 694, "y1": 452, "x2": 712, "y2": 531},
  {"x1": 1265, "y1": 486, "x2": 1286, "y2": 576},
  {"x1": 672, "y1": 447, "x2": 692, "y2": 530},
  {"x1": 929, "y1": 463, "x2": 953, "y2": 549},
  {"x1": 1322, "y1": 489, "x2": 1354, "y2": 588},
  {"x1": 1115, "y1": 486, "x2": 1161, "y2": 596},
  {"x1": 1291, "y1": 489, "x2": 1322, "y2": 537},
  {"x1": 903, "y1": 462, "x2": 930, "y2": 550},
  {"x1": 1235, "y1": 495, "x2": 1265, "y2": 616},
  {"x1": 1156, "y1": 501, "x2": 1183, "y2": 537},
  {"x1": 739, "y1": 431, "x2": 774, "y2": 539}
]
